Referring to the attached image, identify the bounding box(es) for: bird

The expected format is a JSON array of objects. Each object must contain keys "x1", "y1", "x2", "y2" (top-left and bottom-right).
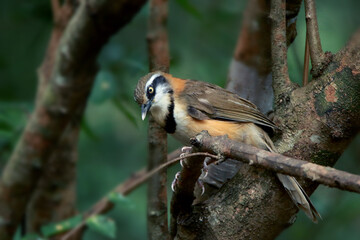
[{"x1": 134, "y1": 71, "x2": 321, "y2": 223}]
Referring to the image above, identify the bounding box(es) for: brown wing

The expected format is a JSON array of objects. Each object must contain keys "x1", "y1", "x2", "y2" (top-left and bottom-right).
[{"x1": 181, "y1": 80, "x2": 277, "y2": 131}]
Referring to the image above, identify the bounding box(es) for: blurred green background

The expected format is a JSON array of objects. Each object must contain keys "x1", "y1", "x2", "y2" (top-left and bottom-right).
[{"x1": 0, "y1": 0, "x2": 359, "y2": 239}]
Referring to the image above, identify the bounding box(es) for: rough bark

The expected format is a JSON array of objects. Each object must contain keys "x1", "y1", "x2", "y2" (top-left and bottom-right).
[
  {"x1": 270, "y1": 0, "x2": 297, "y2": 99},
  {"x1": 0, "y1": 0, "x2": 146, "y2": 238},
  {"x1": 147, "y1": 0, "x2": 171, "y2": 239}
]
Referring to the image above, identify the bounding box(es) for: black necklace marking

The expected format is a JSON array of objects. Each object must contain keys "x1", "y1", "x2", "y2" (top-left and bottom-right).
[{"x1": 164, "y1": 96, "x2": 176, "y2": 134}]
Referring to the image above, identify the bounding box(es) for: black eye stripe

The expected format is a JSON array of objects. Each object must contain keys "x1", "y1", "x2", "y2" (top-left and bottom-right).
[{"x1": 146, "y1": 75, "x2": 166, "y2": 98}]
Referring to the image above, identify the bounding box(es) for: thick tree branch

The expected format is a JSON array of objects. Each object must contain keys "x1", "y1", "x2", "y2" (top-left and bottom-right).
[
  {"x1": 26, "y1": 124, "x2": 79, "y2": 236},
  {"x1": 26, "y1": 1, "x2": 79, "y2": 236},
  {"x1": 147, "y1": 0, "x2": 170, "y2": 239},
  {"x1": 192, "y1": 131, "x2": 360, "y2": 193},
  {"x1": 0, "y1": 0, "x2": 146, "y2": 238}
]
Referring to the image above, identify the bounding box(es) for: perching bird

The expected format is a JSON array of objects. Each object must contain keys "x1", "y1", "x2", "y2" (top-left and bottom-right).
[{"x1": 134, "y1": 71, "x2": 321, "y2": 222}]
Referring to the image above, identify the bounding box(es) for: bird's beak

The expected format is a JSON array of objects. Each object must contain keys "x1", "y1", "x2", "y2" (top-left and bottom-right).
[{"x1": 141, "y1": 101, "x2": 152, "y2": 120}]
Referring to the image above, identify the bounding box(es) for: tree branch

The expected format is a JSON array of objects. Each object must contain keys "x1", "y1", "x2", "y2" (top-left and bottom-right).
[
  {"x1": 302, "y1": 30, "x2": 310, "y2": 86},
  {"x1": 304, "y1": 0, "x2": 330, "y2": 76},
  {"x1": 226, "y1": 0, "x2": 273, "y2": 114},
  {"x1": 191, "y1": 131, "x2": 360, "y2": 193},
  {"x1": 26, "y1": 124, "x2": 79, "y2": 236},
  {"x1": 26, "y1": 1, "x2": 79, "y2": 236},
  {"x1": 227, "y1": 0, "x2": 303, "y2": 114},
  {"x1": 0, "y1": 0, "x2": 146, "y2": 238},
  {"x1": 147, "y1": 0, "x2": 170, "y2": 72},
  {"x1": 147, "y1": 0, "x2": 170, "y2": 239},
  {"x1": 270, "y1": 0, "x2": 296, "y2": 101}
]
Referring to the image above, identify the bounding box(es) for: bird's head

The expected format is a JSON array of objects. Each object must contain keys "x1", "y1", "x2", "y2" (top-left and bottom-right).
[{"x1": 134, "y1": 71, "x2": 174, "y2": 122}]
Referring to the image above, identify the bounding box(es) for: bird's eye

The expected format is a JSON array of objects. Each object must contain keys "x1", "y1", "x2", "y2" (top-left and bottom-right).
[{"x1": 148, "y1": 86, "x2": 154, "y2": 94}]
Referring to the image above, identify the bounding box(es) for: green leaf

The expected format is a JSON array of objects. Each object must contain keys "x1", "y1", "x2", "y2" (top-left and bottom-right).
[
  {"x1": 86, "y1": 215, "x2": 116, "y2": 239},
  {"x1": 112, "y1": 98, "x2": 138, "y2": 128},
  {"x1": 108, "y1": 192, "x2": 135, "y2": 209},
  {"x1": 41, "y1": 215, "x2": 82, "y2": 237},
  {"x1": 175, "y1": 0, "x2": 203, "y2": 19},
  {"x1": 108, "y1": 192, "x2": 126, "y2": 204}
]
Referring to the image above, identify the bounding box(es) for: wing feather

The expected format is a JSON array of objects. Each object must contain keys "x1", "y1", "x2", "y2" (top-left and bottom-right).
[{"x1": 181, "y1": 80, "x2": 277, "y2": 131}]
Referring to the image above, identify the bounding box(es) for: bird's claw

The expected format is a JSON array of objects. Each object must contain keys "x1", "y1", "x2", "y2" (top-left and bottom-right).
[
  {"x1": 181, "y1": 146, "x2": 192, "y2": 153},
  {"x1": 180, "y1": 146, "x2": 193, "y2": 168},
  {"x1": 180, "y1": 158, "x2": 187, "y2": 168},
  {"x1": 197, "y1": 179, "x2": 205, "y2": 196},
  {"x1": 171, "y1": 172, "x2": 181, "y2": 192},
  {"x1": 201, "y1": 157, "x2": 213, "y2": 179}
]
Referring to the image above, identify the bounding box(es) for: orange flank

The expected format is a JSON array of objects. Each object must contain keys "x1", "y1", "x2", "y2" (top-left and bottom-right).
[{"x1": 191, "y1": 119, "x2": 261, "y2": 146}]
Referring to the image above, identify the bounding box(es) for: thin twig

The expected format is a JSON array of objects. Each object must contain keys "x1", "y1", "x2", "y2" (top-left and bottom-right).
[
  {"x1": 304, "y1": 0, "x2": 325, "y2": 74},
  {"x1": 302, "y1": 30, "x2": 310, "y2": 86},
  {"x1": 191, "y1": 131, "x2": 360, "y2": 193},
  {"x1": 61, "y1": 152, "x2": 218, "y2": 240}
]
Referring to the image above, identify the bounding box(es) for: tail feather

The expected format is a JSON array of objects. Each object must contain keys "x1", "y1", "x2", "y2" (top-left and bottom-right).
[
  {"x1": 261, "y1": 130, "x2": 321, "y2": 223},
  {"x1": 277, "y1": 174, "x2": 321, "y2": 223}
]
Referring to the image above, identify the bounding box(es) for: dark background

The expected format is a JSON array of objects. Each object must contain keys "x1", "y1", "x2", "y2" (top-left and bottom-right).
[{"x1": 0, "y1": 0, "x2": 359, "y2": 239}]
